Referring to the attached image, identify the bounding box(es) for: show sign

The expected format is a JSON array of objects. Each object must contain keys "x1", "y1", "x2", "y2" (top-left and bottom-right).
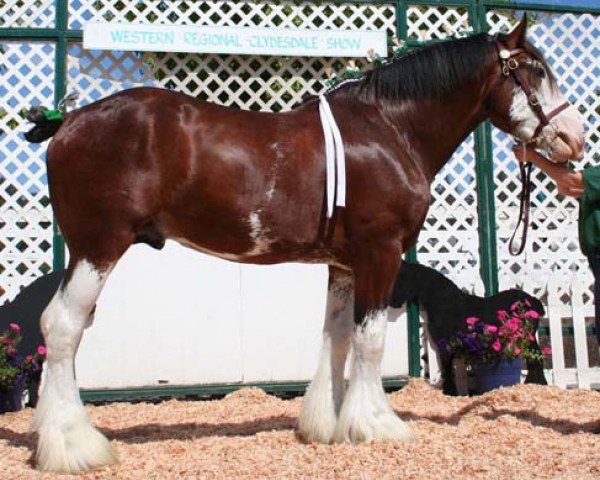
[{"x1": 83, "y1": 23, "x2": 387, "y2": 58}]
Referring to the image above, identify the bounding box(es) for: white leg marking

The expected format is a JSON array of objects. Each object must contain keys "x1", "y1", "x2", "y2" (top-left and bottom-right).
[
  {"x1": 298, "y1": 272, "x2": 353, "y2": 443},
  {"x1": 33, "y1": 260, "x2": 118, "y2": 473},
  {"x1": 333, "y1": 310, "x2": 416, "y2": 443}
]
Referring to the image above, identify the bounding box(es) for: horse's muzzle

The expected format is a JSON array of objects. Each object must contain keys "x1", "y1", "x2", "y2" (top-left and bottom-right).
[{"x1": 536, "y1": 119, "x2": 585, "y2": 163}]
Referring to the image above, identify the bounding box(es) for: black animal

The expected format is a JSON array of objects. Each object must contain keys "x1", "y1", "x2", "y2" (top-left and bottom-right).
[
  {"x1": 390, "y1": 262, "x2": 547, "y2": 395},
  {"x1": 0, "y1": 270, "x2": 65, "y2": 356}
]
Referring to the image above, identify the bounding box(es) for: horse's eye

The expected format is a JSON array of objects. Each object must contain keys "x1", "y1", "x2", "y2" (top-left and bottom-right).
[{"x1": 535, "y1": 67, "x2": 546, "y2": 79}]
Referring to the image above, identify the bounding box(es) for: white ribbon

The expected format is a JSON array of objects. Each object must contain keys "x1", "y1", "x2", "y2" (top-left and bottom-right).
[{"x1": 319, "y1": 94, "x2": 346, "y2": 218}]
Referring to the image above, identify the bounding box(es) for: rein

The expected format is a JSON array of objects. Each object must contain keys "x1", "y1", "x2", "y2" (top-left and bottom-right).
[
  {"x1": 497, "y1": 42, "x2": 570, "y2": 256},
  {"x1": 508, "y1": 148, "x2": 532, "y2": 256}
]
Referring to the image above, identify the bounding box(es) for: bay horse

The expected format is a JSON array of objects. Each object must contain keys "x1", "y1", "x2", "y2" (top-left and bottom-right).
[{"x1": 25, "y1": 17, "x2": 584, "y2": 473}]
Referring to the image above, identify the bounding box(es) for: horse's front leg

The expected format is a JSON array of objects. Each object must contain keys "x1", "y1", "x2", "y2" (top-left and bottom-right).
[
  {"x1": 33, "y1": 257, "x2": 119, "y2": 473},
  {"x1": 333, "y1": 248, "x2": 416, "y2": 443},
  {"x1": 298, "y1": 266, "x2": 353, "y2": 443}
]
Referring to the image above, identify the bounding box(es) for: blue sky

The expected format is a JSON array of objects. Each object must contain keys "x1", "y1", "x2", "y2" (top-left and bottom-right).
[{"x1": 523, "y1": 0, "x2": 599, "y2": 8}]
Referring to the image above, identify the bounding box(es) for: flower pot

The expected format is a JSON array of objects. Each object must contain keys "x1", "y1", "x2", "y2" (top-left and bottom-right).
[
  {"x1": 0, "y1": 375, "x2": 25, "y2": 413},
  {"x1": 473, "y1": 358, "x2": 522, "y2": 394}
]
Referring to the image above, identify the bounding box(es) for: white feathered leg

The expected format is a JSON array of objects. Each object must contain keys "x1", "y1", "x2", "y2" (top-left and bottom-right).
[
  {"x1": 333, "y1": 309, "x2": 416, "y2": 443},
  {"x1": 297, "y1": 267, "x2": 353, "y2": 443},
  {"x1": 33, "y1": 259, "x2": 118, "y2": 473}
]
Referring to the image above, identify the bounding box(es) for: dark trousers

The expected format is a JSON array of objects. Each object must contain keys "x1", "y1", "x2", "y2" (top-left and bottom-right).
[{"x1": 587, "y1": 253, "x2": 600, "y2": 343}]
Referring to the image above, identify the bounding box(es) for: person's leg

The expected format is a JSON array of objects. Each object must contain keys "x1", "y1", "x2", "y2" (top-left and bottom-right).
[{"x1": 588, "y1": 253, "x2": 600, "y2": 345}]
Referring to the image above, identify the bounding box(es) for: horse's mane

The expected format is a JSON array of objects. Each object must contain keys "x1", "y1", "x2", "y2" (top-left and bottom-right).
[
  {"x1": 327, "y1": 32, "x2": 553, "y2": 103},
  {"x1": 334, "y1": 33, "x2": 494, "y2": 102}
]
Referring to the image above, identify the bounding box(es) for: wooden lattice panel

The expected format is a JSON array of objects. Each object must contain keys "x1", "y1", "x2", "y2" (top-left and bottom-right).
[
  {"x1": 68, "y1": 0, "x2": 396, "y2": 36},
  {"x1": 0, "y1": 42, "x2": 55, "y2": 301},
  {"x1": 0, "y1": 0, "x2": 55, "y2": 28},
  {"x1": 67, "y1": 44, "x2": 156, "y2": 105},
  {"x1": 418, "y1": 135, "x2": 480, "y2": 288},
  {"x1": 407, "y1": 4, "x2": 471, "y2": 41},
  {"x1": 488, "y1": 11, "x2": 600, "y2": 304}
]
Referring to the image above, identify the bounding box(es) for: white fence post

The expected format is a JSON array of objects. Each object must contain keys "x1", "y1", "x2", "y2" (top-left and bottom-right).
[
  {"x1": 546, "y1": 274, "x2": 567, "y2": 388},
  {"x1": 571, "y1": 274, "x2": 592, "y2": 389}
]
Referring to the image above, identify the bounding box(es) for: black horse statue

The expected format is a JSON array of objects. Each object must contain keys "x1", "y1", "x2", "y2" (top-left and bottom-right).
[{"x1": 390, "y1": 262, "x2": 547, "y2": 395}]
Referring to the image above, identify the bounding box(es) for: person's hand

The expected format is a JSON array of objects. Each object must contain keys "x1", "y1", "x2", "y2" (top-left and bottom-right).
[{"x1": 556, "y1": 171, "x2": 584, "y2": 198}]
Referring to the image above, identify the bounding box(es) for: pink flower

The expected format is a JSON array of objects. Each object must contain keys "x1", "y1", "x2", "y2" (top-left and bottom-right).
[
  {"x1": 525, "y1": 310, "x2": 539, "y2": 319},
  {"x1": 37, "y1": 345, "x2": 47, "y2": 356},
  {"x1": 492, "y1": 340, "x2": 502, "y2": 352},
  {"x1": 525, "y1": 299, "x2": 531, "y2": 307},
  {"x1": 9, "y1": 323, "x2": 20, "y2": 333},
  {"x1": 466, "y1": 317, "x2": 479, "y2": 326},
  {"x1": 514, "y1": 347, "x2": 521, "y2": 355},
  {"x1": 25, "y1": 354, "x2": 33, "y2": 361},
  {"x1": 542, "y1": 346, "x2": 552, "y2": 356},
  {"x1": 497, "y1": 310, "x2": 509, "y2": 321},
  {"x1": 484, "y1": 325, "x2": 498, "y2": 333},
  {"x1": 529, "y1": 333, "x2": 535, "y2": 341},
  {"x1": 511, "y1": 301, "x2": 521, "y2": 311}
]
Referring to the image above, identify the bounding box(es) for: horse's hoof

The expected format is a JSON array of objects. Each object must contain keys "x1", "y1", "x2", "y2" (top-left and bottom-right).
[
  {"x1": 297, "y1": 385, "x2": 337, "y2": 443},
  {"x1": 36, "y1": 423, "x2": 118, "y2": 473},
  {"x1": 332, "y1": 385, "x2": 416, "y2": 444},
  {"x1": 333, "y1": 409, "x2": 416, "y2": 444}
]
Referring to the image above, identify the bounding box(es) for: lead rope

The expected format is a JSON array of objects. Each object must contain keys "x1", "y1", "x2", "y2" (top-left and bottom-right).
[{"x1": 508, "y1": 143, "x2": 533, "y2": 256}]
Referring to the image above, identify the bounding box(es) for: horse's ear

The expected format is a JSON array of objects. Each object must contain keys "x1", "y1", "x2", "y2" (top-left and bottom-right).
[{"x1": 506, "y1": 14, "x2": 528, "y2": 49}]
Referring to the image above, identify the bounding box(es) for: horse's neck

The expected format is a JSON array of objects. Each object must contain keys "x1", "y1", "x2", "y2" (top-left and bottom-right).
[
  {"x1": 387, "y1": 80, "x2": 488, "y2": 181},
  {"x1": 405, "y1": 266, "x2": 461, "y2": 306}
]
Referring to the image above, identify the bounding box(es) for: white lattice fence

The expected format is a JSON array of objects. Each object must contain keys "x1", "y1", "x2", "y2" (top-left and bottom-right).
[
  {"x1": 0, "y1": 42, "x2": 55, "y2": 301},
  {"x1": 0, "y1": 0, "x2": 55, "y2": 28}
]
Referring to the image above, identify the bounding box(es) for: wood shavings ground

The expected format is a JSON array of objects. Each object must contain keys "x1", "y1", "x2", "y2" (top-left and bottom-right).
[{"x1": 0, "y1": 380, "x2": 598, "y2": 479}]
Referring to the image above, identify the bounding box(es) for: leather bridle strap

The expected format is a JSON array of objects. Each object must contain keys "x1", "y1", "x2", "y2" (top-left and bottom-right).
[
  {"x1": 497, "y1": 41, "x2": 570, "y2": 256},
  {"x1": 508, "y1": 158, "x2": 533, "y2": 256},
  {"x1": 496, "y1": 42, "x2": 570, "y2": 144}
]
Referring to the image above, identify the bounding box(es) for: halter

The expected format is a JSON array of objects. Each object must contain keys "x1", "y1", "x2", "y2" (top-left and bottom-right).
[
  {"x1": 497, "y1": 42, "x2": 571, "y2": 256},
  {"x1": 497, "y1": 42, "x2": 570, "y2": 146}
]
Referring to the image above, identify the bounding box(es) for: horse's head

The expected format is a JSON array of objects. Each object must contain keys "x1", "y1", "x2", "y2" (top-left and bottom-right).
[{"x1": 486, "y1": 15, "x2": 585, "y2": 163}]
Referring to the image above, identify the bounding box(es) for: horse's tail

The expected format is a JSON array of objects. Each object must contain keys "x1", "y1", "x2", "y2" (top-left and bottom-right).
[{"x1": 24, "y1": 106, "x2": 64, "y2": 143}]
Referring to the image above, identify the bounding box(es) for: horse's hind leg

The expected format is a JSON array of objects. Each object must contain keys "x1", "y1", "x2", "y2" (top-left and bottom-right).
[
  {"x1": 33, "y1": 254, "x2": 122, "y2": 473},
  {"x1": 333, "y1": 248, "x2": 415, "y2": 443},
  {"x1": 298, "y1": 267, "x2": 353, "y2": 443}
]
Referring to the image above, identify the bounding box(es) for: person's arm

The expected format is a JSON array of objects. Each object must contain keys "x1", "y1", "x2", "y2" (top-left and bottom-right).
[{"x1": 512, "y1": 146, "x2": 584, "y2": 198}]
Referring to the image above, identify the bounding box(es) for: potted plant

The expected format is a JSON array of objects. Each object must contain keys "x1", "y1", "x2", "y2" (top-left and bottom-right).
[
  {"x1": 437, "y1": 300, "x2": 552, "y2": 394},
  {"x1": 0, "y1": 323, "x2": 46, "y2": 413}
]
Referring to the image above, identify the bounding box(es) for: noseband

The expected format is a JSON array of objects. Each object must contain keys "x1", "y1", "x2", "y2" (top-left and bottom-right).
[{"x1": 497, "y1": 42, "x2": 570, "y2": 256}]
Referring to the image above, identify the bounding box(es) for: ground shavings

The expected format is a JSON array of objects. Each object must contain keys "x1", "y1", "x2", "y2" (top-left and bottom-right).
[{"x1": 0, "y1": 379, "x2": 598, "y2": 479}]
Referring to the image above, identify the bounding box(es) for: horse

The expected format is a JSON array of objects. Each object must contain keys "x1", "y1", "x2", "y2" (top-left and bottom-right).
[
  {"x1": 24, "y1": 16, "x2": 584, "y2": 473},
  {"x1": 389, "y1": 262, "x2": 547, "y2": 395}
]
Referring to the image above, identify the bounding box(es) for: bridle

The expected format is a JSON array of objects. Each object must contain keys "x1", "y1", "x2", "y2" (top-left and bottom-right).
[
  {"x1": 496, "y1": 41, "x2": 571, "y2": 255},
  {"x1": 497, "y1": 42, "x2": 570, "y2": 147}
]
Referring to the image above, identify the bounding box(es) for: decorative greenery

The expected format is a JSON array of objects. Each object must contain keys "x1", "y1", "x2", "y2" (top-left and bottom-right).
[
  {"x1": 0, "y1": 323, "x2": 46, "y2": 391},
  {"x1": 438, "y1": 301, "x2": 552, "y2": 365}
]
